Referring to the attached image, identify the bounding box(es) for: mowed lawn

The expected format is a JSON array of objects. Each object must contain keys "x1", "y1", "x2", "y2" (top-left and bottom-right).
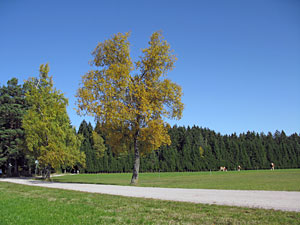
[
  {"x1": 52, "y1": 169, "x2": 300, "y2": 191},
  {"x1": 0, "y1": 182, "x2": 299, "y2": 225}
]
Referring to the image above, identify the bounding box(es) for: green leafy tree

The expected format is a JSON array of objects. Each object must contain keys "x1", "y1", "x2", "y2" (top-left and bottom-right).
[
  {"x1": 92, "y1": 131, "x2": 106, "y2": 159},
  {"x1": 77, "y1": 32, "x2": 183, "y2": 184},
  {"x1": 23, "y1": 64, "x2": 85, "y2": 179}
]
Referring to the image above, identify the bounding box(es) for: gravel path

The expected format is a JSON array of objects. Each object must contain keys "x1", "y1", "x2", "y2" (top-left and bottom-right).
[{"x1": 1, "y1": 178, "x2": 300, "y2": 212}]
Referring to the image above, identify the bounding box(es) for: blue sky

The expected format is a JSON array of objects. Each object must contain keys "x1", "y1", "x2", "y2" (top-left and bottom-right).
[{"x1": 1, "y1": 0, "x2": 299, "y2": 135}]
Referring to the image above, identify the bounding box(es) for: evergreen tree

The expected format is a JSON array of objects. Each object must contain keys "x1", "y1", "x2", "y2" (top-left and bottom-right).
[
  {"x1": 77, "y1": 120, "x2": 93, "y2": 172},
  {"x1": 76, "y1": 120, "x2": 300, "y2": 173},
  {"x1": 0, "y1": 78, "x2": 29, "y2": 176}
]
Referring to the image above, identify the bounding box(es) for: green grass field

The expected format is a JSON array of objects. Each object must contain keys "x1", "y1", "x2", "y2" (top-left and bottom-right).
[
  {"x1": 0, "y1": 182, "x2": 299, "y2": 225},
  {"x1": 52, "y1": 169, "x2": 300, "y2": 191}
]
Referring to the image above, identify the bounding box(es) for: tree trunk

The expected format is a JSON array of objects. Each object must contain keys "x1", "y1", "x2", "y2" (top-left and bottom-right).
[
  {"x1": 45, "y1": 165, "x2": 51, "y2": 180},
  {"x1": 28, "y1": 166, "x2": 32, "y2": 177},
  {"x1": 131, "y1": 137, "x2": 140, "y2": 185},
  {"x1": 42, "y1": 165, "x2": 51, "y2": 180},
  {"x1": 14, "y1": 158, "x2": 18, "y2": 177}
]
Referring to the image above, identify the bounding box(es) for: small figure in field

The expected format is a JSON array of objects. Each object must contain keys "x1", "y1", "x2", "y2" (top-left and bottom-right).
[
  {"x1": 270, "y1": 162, "x2": 275, "y2": 170},
  {"x1": 220, "y1": 166, "x2": 227, "y2": 172},
  {"x1": 237, "y1": 165, "x2": 241, "y2": 171}
]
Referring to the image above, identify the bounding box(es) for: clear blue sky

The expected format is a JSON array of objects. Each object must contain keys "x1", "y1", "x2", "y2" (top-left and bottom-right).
[{"x1": 1, "y1": 0, "x2": 299, "y2": 135}]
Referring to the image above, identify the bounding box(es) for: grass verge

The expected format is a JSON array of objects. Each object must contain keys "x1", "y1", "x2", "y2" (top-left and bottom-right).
[
  {"x1": 52, "y1": 169, "x2": 300, "y2": 191},
  {"x1": 0, "y1": 182, "x2": 299, "y2": 224}
]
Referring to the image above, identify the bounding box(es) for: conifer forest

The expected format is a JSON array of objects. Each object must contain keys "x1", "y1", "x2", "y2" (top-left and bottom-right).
[
  {"x1": 78, "y1": 120, "x2": 300, "y2": 173},
  {"x1": 1, "y1": 76, "x2": 300, "y2": 177},
  {"x1": 0, "y1": 78, "x2": 300, "y2": 176}
]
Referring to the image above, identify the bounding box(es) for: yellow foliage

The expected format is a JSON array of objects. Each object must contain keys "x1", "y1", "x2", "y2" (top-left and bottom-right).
[{"x1": 76, "y1": 31, "x2": 184, "y2": 154}]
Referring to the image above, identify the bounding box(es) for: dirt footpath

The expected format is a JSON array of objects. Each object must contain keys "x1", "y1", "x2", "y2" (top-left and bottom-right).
[{"x1": 1, "y1": 178, "x2": 300, "y2": 212}]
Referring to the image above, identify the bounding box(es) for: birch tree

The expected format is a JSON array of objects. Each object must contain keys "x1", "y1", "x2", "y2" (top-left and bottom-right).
[{"x1": 76, "y1": 32, "x2": 183, "y2": 184}]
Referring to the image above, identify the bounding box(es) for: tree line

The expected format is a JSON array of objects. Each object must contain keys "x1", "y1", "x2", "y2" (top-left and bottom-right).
[
  {"x1": 1, "y1": 31, "x2": 299, "y2": 182},
  {"x1": 1, "y1": 75, "x2": 300, "y2": 177},
  {"x1": 78, "y1": 120, "x2": 300, "y2": 173},
  {"x1": 1, "y1": 74, "x2": 299, "y2": 176}
]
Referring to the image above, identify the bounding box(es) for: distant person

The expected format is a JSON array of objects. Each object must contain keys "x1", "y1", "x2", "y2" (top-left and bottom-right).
[
  {"x1": 237, "y1": 165, "x2": 241, "y2": 171},
  {"x1": 271, "y1": 162, "x2": 275, "y2": 170},
  {"x1": 0, "y1": 168, "x2": 2, "y2": 176},
  {"x1": 220, "y1": 166, "x2": 227, "y2": 172}
]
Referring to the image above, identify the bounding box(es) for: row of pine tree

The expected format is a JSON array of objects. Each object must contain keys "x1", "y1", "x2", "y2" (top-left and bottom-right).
[
  {"x1": 78, "y1": 120, "x2": 300, "y2": 173},
  {"x1": 1, "y1": 78, "x2": 300, "y2": 176},
  {"x1": 0, "y1": 78, "x2": 29, "y2": 176}
]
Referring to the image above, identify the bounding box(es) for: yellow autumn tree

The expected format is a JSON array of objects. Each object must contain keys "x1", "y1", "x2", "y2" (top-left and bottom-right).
[{"x1": 76, "y1": 32, "x2": 183, "y2": 184}]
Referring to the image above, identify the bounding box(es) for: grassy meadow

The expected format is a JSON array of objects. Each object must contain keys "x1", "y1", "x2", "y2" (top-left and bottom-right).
[
  {"x1": 52, "y1": 169, "x2": 300, "y2": 191},
  {"x1": 1, "y1": 182, "x2": 299, "y2": 225}
]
